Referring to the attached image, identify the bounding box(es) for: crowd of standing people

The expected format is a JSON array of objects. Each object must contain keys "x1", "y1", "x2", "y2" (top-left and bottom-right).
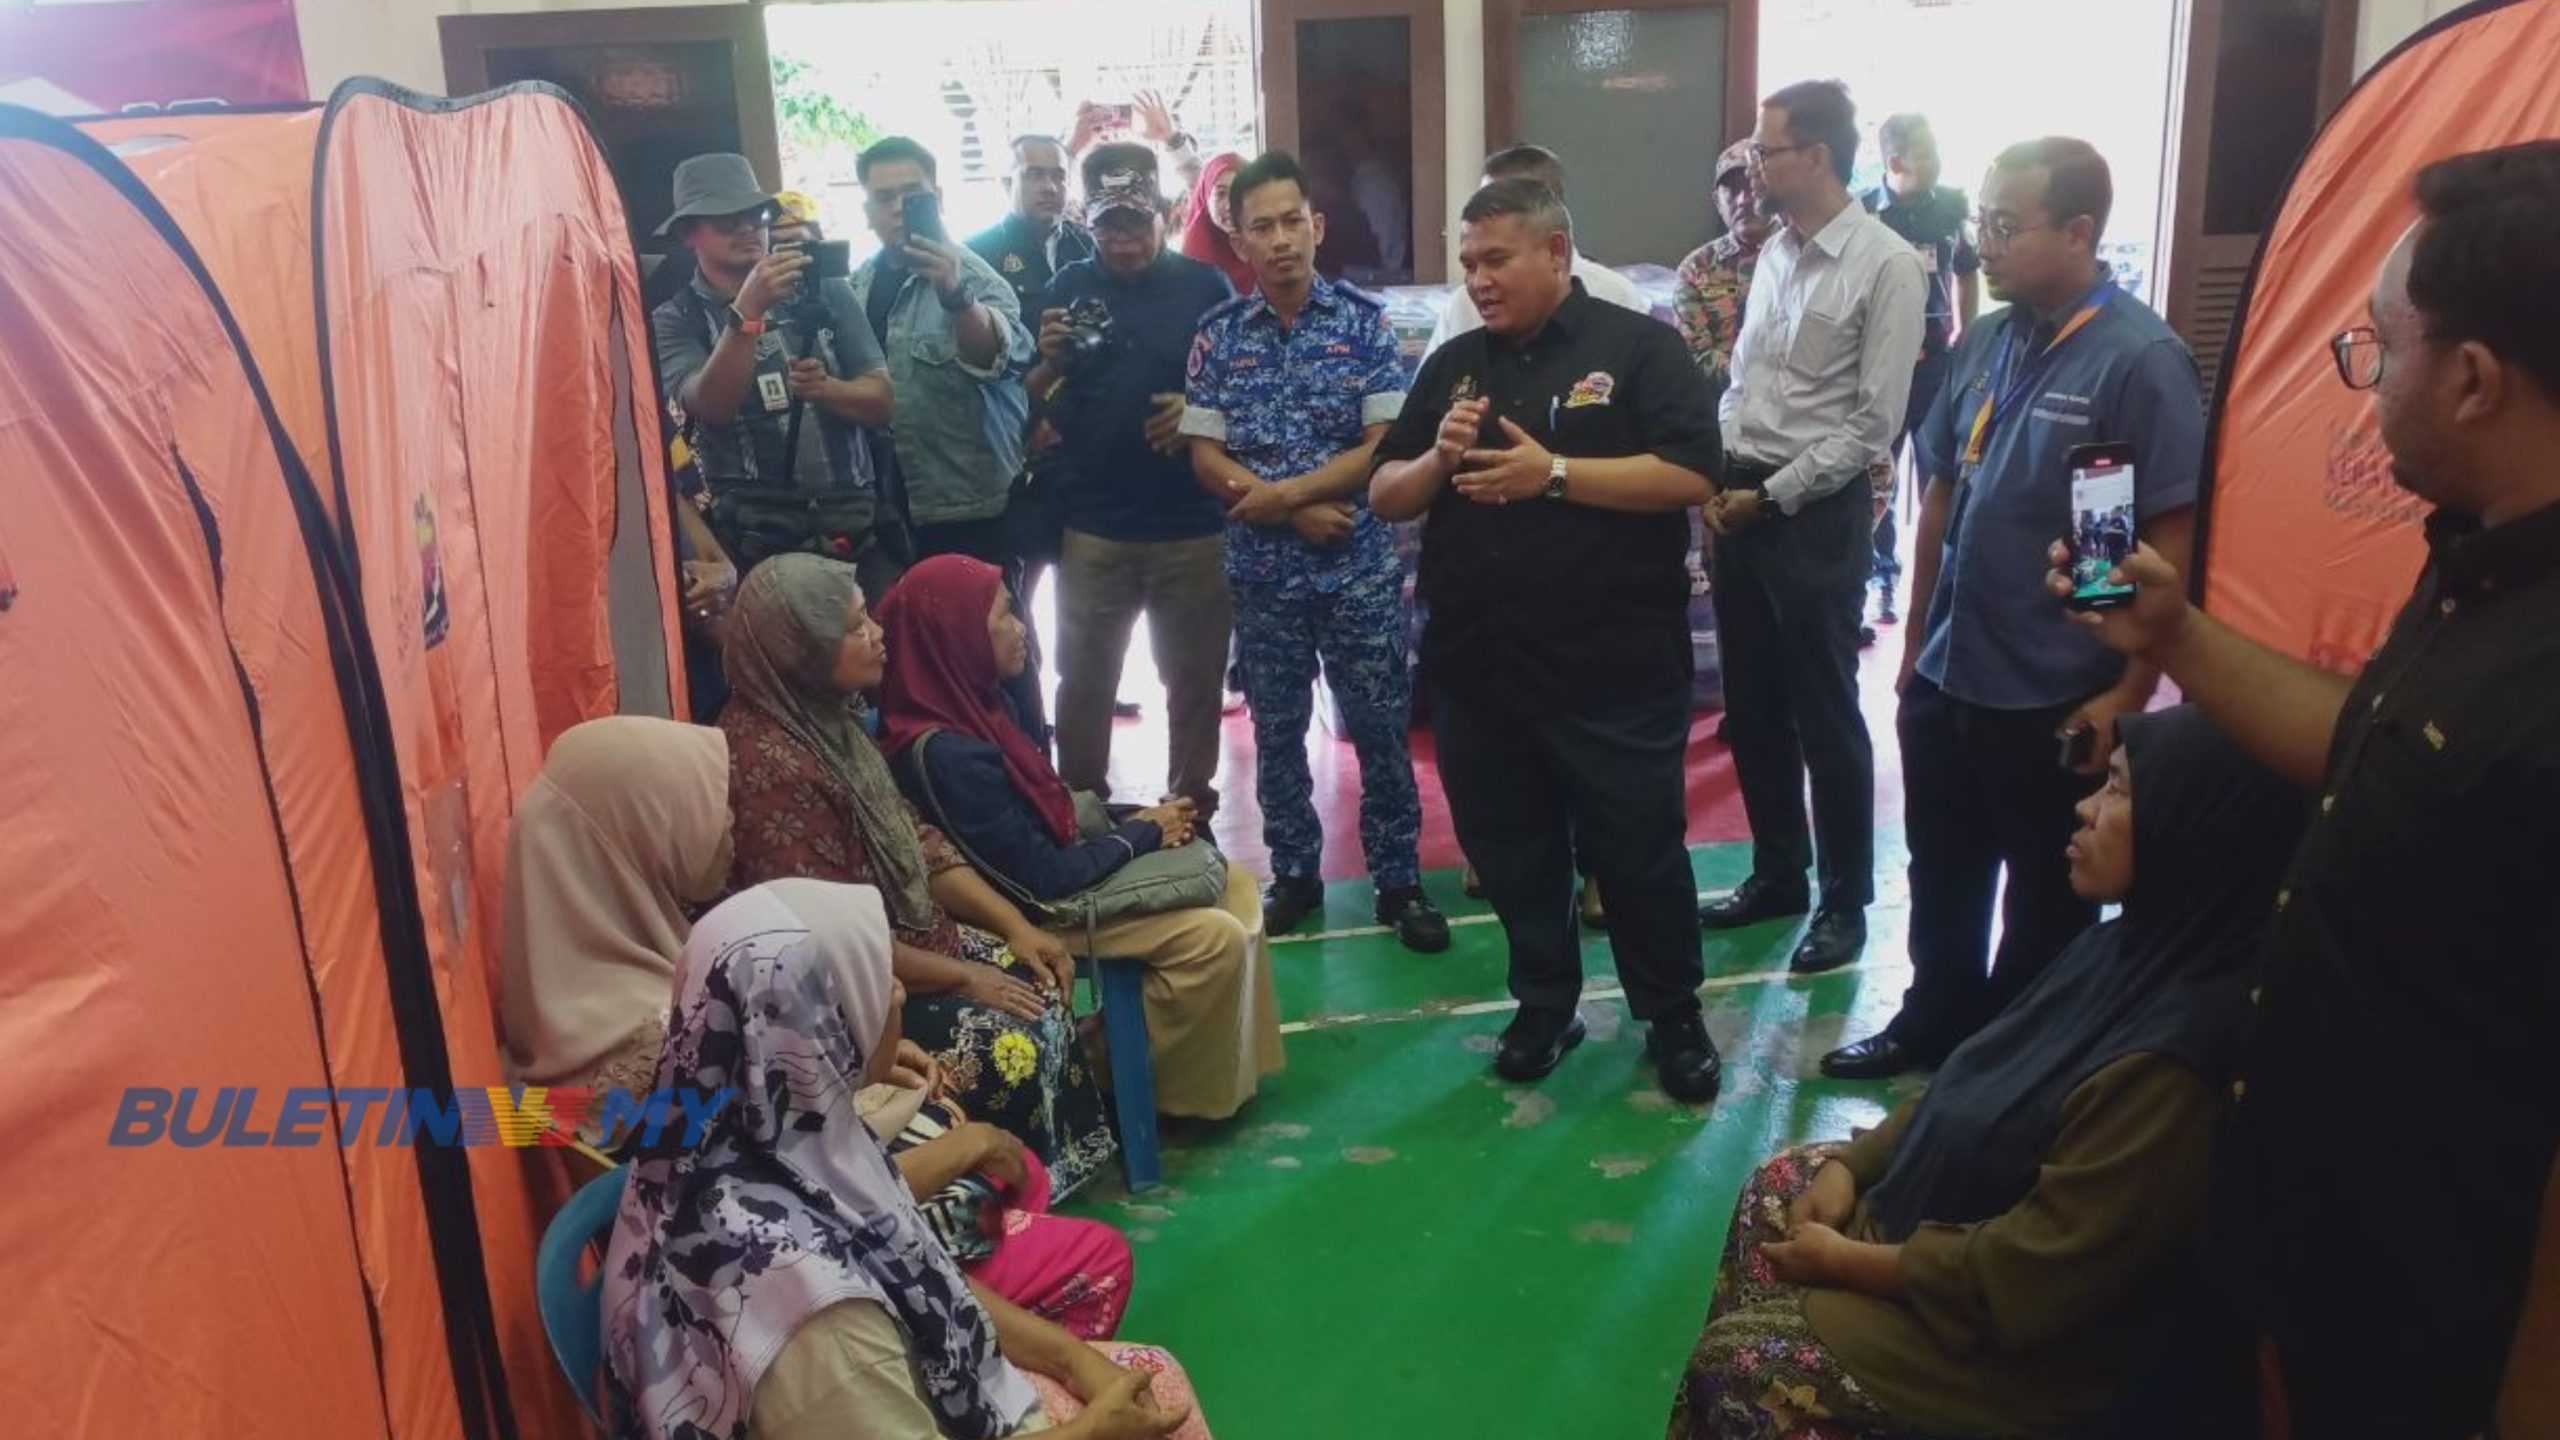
[{"x1": 502, "y1": 72, "x2": 2560, "y2": 1440}]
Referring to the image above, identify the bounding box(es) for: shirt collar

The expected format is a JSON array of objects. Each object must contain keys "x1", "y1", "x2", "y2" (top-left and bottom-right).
[
  {"x1": 1800, "y1": 200, "x2": 1866, "y2": 258},
  {"x1": 1245, "y1": 272, "x2": 1342, "y2": 325},
  {"x1": 2428, "y1": 497, "x2": 2560, "y2": 599},
  {"x1": 1486, "y1": 278, "x2": 1590, "y2": 351}
]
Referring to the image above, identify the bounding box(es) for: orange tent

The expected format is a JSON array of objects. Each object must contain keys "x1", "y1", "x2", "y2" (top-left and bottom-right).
[
  {"x1": 5, "y1": 80, "x2": 681, "y2": 1440},
  {"x1": 2199, "y1": 0, "x2": 2560, "y2": 669}
]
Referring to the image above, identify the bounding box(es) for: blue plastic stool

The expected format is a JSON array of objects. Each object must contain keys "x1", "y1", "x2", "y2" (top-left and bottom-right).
[
  {"x1": 1089, "y1": 956, "x2": 1162, "y2": 1192},
  {"x1": 536, "y1": 1166, "x2": 629, "y2": 1432}
]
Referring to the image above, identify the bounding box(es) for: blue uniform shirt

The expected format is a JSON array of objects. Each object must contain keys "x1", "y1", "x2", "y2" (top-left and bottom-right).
[
  {"x1": 1914, "y1": 278, "x2": 2205, "y2": 709},
  {"x1": 1181, "y1": 276, "x2": 1407, "y2": 590}
]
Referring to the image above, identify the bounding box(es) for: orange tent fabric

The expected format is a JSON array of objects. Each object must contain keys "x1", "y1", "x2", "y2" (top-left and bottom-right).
[
  {"x1": 5, "y1": 82, "x2": 683, "y2": 1439},
  {"x1": 79, "y1": 108, "x2": 329, "y2": 493},
  {"x1": 0, "y1": 106, "x2": 496, "y2": 1439},
  {"x1": 2200, "y1": 0, "x2": 2560, "y2": 670}
]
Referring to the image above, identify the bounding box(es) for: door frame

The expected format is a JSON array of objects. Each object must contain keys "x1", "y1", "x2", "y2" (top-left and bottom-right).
[
  {"x1": 438, "y1": 4, "x2": 781, "y2": 188},
  {"x1": 1257, "y1": 0, "x2": 1450, "y2": 283},
  {"x1": 1483, "y1": 0, "x2": 1759, "y2": 160}
]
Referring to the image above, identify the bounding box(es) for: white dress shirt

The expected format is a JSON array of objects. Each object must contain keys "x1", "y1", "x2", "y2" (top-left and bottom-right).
[
  {"x1": 1719, "y1": 199, "x2": 1926, "y2": 514},
  {"x1": 1424, "y1": 249, "x2": 1651, "y2": 356}
]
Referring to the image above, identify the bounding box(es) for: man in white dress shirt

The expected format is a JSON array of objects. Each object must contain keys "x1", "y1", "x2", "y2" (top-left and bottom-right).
[
  {"x1": 1424, "y1": 144, "x2": 1650, "y2": 356},
  {"x1": 1699, "y1": 80, "x2": 1925, "y2": 975}
]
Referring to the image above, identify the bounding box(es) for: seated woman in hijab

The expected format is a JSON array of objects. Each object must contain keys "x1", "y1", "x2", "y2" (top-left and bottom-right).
[
  {"x1": 605, "y1": 879, "x2": 1213, "y2": 1440},
  {"x1": 875, "y1": 556, "x2": 1283, "y2": 1123},
  {"x1": 721, "y1": 554, "x2": 1118, "y2": 1199},
  {"x1": 1665, "y1": 707, "x2": 2307, "y2": 1440},
  {"x1": 502, "y1": 716, "x2": 1131, "y2": 1337}
]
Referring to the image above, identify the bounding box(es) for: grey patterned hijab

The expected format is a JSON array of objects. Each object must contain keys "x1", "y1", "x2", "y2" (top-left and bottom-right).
[
  {"x1": 721, "y1": 554, "x2": 937, "y2": 930},
  {"x1": 601, "y1": 880, "x2": 1039, "y2": 1439}
]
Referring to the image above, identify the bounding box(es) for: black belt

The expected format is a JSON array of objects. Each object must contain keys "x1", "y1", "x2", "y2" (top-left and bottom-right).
[{"x1": 1724, "y1": 457, "x2": 1782, "y2": 488}]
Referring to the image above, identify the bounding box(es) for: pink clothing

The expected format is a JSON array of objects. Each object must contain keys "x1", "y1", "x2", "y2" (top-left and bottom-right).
[
  {"x1": 966, "y1": 1151, "x2": 1134, "y2": 1340},
  {"x1": 1029, "y1": 1343, "x2": 1214, "y2": 1439}
]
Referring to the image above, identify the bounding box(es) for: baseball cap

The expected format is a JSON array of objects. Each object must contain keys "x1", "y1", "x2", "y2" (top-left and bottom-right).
[{"x1": 1088, "y1": 165, "x2": 1165, "y2": 221}]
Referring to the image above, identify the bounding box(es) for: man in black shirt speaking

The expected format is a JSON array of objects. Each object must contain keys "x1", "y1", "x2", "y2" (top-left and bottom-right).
[{"x1": 1372, "y1": 179, "x2": 1725, "y2": 1103}]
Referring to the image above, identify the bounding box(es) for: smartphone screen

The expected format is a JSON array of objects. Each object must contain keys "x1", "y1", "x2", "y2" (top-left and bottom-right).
[
  {"x1": 1099, "y1": 102, "x2": 1135, "y2": 131},
  {"x1": 900, "y1": 191, "x2": 945, "y2": 245},
  {"x1": 2066, "y1": 445, "x2": 2138, "y2": 609},
  {"x1": 807, "y1": 238, "x2": 852, "y2": 280}
]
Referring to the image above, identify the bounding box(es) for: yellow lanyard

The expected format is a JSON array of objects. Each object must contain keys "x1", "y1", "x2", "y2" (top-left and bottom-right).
[{"x1": 1960, "y1": 292, "x2": 2110, "y2": 471}]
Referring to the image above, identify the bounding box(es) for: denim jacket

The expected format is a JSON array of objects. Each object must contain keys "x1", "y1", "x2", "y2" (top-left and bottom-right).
[{"x1": 851, "y1": 246, "x2": 1034, "y2": 526}]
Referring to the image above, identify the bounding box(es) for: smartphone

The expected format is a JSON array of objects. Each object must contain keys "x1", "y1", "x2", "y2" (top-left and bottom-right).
[
  {"x1": 2064, "y1": 442, "x2": 2138, "y2": 611},
  {"x1": 804, "y1": 238, "x2": 851, "y2": 280},
  {"x1": 1097, "y1": 102, "x2": 1135, "y2": 132},
  {"x1": 2058, "y1": 723, "x2": 2097, "y2": 770},
  {"x1": 900, "y1": 191, "x2": 946, "y2": 246}
]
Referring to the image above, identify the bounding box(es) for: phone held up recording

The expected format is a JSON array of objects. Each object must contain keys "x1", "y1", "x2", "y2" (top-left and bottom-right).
[
  {"x1": 900, "y1": 191, "x2": 947, "y2": 247},
  {"x1": 2063, "y1": 442, "x2": 2138, "y2": 613}
]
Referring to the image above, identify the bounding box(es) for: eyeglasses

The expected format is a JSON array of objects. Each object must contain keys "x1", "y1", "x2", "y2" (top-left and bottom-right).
[
  {"x1": 2332, "y1": 326, "x2": 2387, "y2": 390},
  {"x1": 1970, "y1": 213, "x2": 2057, "y2": 248},
  {"x1": 701, "y1": 209, "x2": 774, "y2": 234},
  {"x1": 1747, "y1": 142, "x2": 1807, "y2": 164}
]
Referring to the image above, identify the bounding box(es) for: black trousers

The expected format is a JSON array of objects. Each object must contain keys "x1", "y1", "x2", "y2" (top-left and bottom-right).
[
  {"x1": 1433, "y1": 679, "x2": 1703, "y2": 1023},
  {"x1": 1873, "y1": 352, "x2": 1951, "y2": 589},
  {"x1": 1893, "y1": 675, "x2": 2100, "y2": 1046},
  {"x1": 1710, "y1": 474, "x2": 1875, "y2": 910},
  {"x1": 913, "y1": 513, "x2": 1053, "y2": 747}
]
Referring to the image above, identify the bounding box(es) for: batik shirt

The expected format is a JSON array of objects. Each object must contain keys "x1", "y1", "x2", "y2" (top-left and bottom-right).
[{"x1": 1672, "y1": 232, "x2": 1761, "y2": 392}]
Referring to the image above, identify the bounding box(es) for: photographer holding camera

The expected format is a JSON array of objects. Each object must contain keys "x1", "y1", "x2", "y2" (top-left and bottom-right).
[
  {"x1": 651, "y1": 153, "x2": 898, "y2": 595},
  {"x1": 1030, "y1": 143, "x2": 1238, "y2": 816}
]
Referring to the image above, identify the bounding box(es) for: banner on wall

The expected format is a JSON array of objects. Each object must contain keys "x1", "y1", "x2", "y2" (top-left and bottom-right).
[{"x1": 0, "y1": 0, "x2": 307, "y2": 115}]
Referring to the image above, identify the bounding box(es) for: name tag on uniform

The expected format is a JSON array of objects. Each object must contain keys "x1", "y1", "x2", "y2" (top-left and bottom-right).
[
  {"x1": 759, "y1": 372, "x2": 790, "y2": 413},
  {"x1": 1915, "y1": 243, "x2": 1940, "y2": 276}
]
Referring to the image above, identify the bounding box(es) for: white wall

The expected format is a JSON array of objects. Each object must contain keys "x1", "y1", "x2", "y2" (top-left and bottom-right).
[
  {"x1": 292, "y1": 0, "x2": 744, "y2": 99},
  {"x1": 1440, "y1": 0, "x2": 1485, "y2": 278},
  {"x1": 2355, "y1": 0, "x2": 2464, "y2": 72}
]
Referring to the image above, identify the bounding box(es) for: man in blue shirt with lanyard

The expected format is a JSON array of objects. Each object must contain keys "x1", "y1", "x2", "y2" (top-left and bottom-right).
[
  {"x1": 1823, "y1": 137, "x2": 2203, "y2": 1079},
  {"x1": 1182, "y1": 151, "x2": 1451, "y2": 952}
]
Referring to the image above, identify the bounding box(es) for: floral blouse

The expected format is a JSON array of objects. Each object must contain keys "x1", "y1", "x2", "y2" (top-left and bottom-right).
[
  {"x1": 1673, "y1": 233, "x2": 1762, "y2": 390},
  {"x1": 721, "y1": 702, "x2": 969, "y2": 954}
]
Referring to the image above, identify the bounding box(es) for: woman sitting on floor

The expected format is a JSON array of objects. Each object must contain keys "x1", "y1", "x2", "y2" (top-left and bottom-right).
[
  {"x1": 1666, "y1": 706, "x2": 2306, "y2": 1440},
  {"x1": 499, "y1": 716, "x2": 1130, "y2": 1333},
  {"x1": 604, "y1": 879, "x2": 1209, "y2": 1440},
  {"x1": 875, "y1": 555, "x2": 1283, "y2": 1123},
  {"x1": 721, "y1": 554, "x2": 1118, "y2": 1198}
]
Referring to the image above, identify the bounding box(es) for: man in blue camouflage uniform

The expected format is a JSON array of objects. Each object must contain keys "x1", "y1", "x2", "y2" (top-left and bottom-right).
[{"x1": 1181, "y1": 151, "x2": 1451, "y2": 952}]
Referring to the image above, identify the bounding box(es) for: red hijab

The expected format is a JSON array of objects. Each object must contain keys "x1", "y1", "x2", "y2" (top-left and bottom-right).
[
  {"x1": 875, "y1": 556, "x2": 1080, "y2": 845},
  {"x1": 1179, "y1": 151, "x2": 1256, "y2": 294}
]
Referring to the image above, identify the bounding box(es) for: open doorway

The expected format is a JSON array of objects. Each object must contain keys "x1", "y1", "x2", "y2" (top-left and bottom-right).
[
  {"x1": 1758, "y1": 0, "x2": 2180, "y2": 309},
  {"x1": 762, "y1": 0, "x2": 1259, "y2": 266}
]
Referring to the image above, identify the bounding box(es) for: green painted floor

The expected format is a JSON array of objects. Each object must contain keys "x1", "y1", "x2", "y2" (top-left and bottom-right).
[{"x1": 1063, "y1": 839, "x2": 1931, "y2": 1440}]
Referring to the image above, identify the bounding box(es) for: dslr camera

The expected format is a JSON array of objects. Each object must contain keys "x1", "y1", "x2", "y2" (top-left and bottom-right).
[{"x1": 1058, "y1": 296, "x2": 1118, "y2": 375}]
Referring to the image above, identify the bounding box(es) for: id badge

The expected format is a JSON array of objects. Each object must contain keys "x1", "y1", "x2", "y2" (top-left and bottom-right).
[{"x1": 758, "y1": 371, "x2": 790, "y2": 413}]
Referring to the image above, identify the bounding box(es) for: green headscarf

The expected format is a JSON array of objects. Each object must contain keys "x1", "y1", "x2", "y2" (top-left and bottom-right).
[{"x1": 720, "y1": 554, "x2": 937, "y2": 930}]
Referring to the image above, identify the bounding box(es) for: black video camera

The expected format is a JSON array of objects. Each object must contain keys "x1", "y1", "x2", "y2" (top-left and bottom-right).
[{"x1": 1058, "y1": 296, "x2": 1118, "y2": 375}]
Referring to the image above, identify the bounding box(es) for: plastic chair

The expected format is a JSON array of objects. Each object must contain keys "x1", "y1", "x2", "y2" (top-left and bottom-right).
[
  {"x1": 537, "y1": 1165, "x2": 629, "y2": 1432},
  {"x1": 1087, "y1": 956, "x2": 1162, "y2": 1192}
]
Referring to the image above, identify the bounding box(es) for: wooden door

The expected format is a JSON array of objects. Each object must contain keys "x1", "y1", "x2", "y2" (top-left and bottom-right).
[
  {"x1": 1258, "y1": 0, "x2": 1448, "y2": 284},
  {"x1": 1483, "y1": 0, "x2": 1757, "y2": 267},
  {"x1": 439, "y1": 5, "x2": 780, "y2": 249},
  {"x1": 2160, "y1": 0, "x2": 2359, "y2": 399}
]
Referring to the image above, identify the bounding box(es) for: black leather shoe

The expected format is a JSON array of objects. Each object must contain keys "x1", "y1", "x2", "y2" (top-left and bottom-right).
[
  {"x1": 1494, "y1": 1008, "x2": 1587, "y2": 1082},
  {"x1": 1263, "y1": 875, "x2": 1324, "y2": 936},
  {"x1": 1375, "y1": 888, "x2": 1451, "y2": 953},
  {"x1": 1790, "y1": 908, "x2": 1867, "y2": 974},
  {"x1": 1699, "y1": 874, "x2": 1812, "y2": 930},
  {"x1": 1820, "y1": 1027, "x2": 1943, "y2": 1080},
  {"x1": 1647, "y1": 1012, "x2": 1724, "y2": 1104}
]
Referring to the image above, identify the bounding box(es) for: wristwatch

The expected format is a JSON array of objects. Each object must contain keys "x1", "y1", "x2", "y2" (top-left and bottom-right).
[
  {"x1": 1543, "y1": 454, "x2": 1570, "y2": 501},
  {"x1": 728, "y1": 305, "x2": 770, "y2": 336}
]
